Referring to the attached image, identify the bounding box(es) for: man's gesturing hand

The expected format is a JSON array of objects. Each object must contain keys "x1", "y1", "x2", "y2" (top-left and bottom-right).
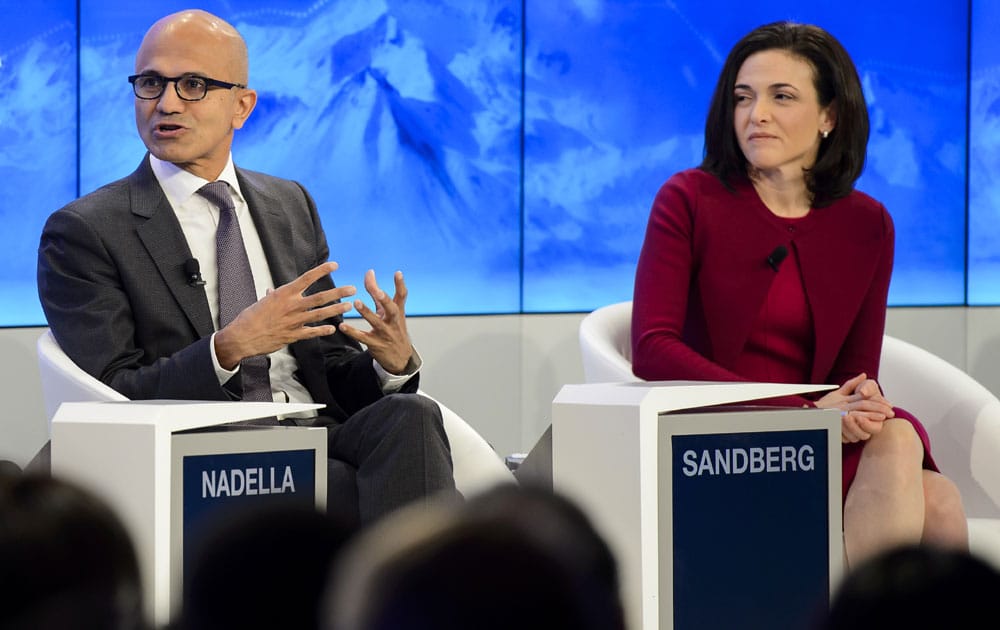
[
  {"x1": 214, "y1": 262, "x2": 355, "y2": 370},
  {"x1": 338, "y1": 269, "x2": 413, "y2": 375}
]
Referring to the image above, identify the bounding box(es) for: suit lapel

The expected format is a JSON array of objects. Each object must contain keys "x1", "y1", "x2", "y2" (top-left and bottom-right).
[
  {"x1": 130, "y1": 157, "x2": 215, "y2": 338},
  {"x1": 236, "y1": 168, "x2": 297, "y2": 286}
]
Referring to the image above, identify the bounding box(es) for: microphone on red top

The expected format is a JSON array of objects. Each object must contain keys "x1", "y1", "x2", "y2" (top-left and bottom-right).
[{"x1": 767, "y1": 245, "x2": 788, "y2": 272}]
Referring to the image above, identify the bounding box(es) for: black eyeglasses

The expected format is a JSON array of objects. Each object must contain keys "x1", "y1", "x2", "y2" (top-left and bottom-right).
[{"x1": 127, "y1": 73, "x2": 246, "y2": 101}]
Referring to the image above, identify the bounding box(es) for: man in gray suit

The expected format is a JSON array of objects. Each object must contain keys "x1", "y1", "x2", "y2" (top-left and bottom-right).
[{"x1": 37, "y1": 9, "x2": 456, "y2": 525}]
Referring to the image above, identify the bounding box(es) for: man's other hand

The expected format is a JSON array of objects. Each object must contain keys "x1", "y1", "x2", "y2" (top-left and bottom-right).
[{"x1": 338, "y1": 269, "x2": 414, "y2": 375}]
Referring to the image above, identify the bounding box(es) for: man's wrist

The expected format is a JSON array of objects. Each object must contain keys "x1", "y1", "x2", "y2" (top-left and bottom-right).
[
  {"x1": 373, "y1": 348, "x2": 422, "y2": 392},
  {"x1": 208, "y1": 331, "x2": 239, "y2": 386},
  {"x1": 381, "y1": 351, "x2": 417, "y2": 377},
  {"x1": 213, "y1": 327, "x2": 242, "y2": 370}
]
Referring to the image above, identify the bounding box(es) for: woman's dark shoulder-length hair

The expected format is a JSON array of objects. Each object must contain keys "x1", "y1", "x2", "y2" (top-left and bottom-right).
[{"x1": 699, "y1": 21, "x2": 869, "y2": 207}]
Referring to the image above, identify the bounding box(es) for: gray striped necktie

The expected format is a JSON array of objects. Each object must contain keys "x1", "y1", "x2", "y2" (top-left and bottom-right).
[{"x1": 197, "y1": 181, "x2": 274, "y2": 406}]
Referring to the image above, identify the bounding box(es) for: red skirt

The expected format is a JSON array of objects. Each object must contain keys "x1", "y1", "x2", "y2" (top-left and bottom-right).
[{"x1": 841, "y1": 406, "x2": 938, "y2": 503}]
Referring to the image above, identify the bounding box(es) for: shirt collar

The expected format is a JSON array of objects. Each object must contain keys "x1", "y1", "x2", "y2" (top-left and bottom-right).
[{"x1": 148, "y1": 154, "x2": 246, "y2": 208}]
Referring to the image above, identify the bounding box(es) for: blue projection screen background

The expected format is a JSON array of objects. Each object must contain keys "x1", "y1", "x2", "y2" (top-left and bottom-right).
[
  {"x1": 0, "y1": 1, "x2": 994, "y2": 326},
  {"x1": 524, "y1": 1, "x2": 968, "y2": 311},
  {"x1": 0, "y1": 0, "x2": 77, "y2": 326},
  {"x1": 970, "y1": 0, "x2": 1000, "y2": 305},
  {"x1": 77, "y1": 0, "x2": 523, "y2": 318}
]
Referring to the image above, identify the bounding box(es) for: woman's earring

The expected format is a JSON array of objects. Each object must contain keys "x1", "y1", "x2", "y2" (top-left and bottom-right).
[{"x1": 822, "y1": 129, "x2": 830, "y2": 139}]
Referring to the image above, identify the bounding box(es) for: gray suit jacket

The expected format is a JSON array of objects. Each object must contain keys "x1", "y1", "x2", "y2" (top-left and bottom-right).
[{"x1": 37, "y1": 155, "x2": 415, "y2": 422}]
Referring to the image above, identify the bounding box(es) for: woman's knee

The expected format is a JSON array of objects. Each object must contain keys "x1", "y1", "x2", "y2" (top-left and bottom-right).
[{"x1": 866, "y1": 418, "x2": 924, "y2": 462}]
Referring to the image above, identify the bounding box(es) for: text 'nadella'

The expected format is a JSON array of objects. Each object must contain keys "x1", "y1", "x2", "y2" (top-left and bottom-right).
[{"x1": 202, "y1": 465, "x2": 297, "y2": 498}]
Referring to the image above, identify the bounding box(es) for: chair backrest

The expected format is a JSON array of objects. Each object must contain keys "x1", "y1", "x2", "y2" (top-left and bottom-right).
[
  {"x1": 36, "y1": 329, "x2": 127, "y2": 425},
  {"x1": 36, "y1": 330, "x2": 514, "y2": 496},
  {"x1": 578, "y1": 301, "x2": 638, "y2": 383},
  {"x1": 878, "y1": 335, "x2": 1000, "y2": 518}
]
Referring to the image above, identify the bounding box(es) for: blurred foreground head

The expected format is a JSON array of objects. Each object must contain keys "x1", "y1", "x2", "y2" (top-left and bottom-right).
[
  {"x1": 179, "y1": 501, "x2": 356, "y2": 630},
  {"x1": 325, "y1": 484, "x2": 625, "y2": 630},
  {"x1": 824, "y1": 544, "x2": 1000, "y2": 629},
  {"x1": 0, "y1": 472, "x2": 145, "y2": 630}
]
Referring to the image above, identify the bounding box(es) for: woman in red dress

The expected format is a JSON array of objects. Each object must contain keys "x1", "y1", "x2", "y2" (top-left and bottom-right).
[{"x1": 631, "y1": 21, "x2": 968, "y2": 568}]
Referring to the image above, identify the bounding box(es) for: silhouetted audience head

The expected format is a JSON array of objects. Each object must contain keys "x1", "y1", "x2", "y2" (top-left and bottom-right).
[
  {"x1": 0, "y1": 472, "x2": 145, "y2": 630},
  {"x1": 823, "y1": 544, "x2": 1000, "y2": 629},
  {"x1": 325, "y1": 484, "x2": 624, "y2": 630},
  {"x1": 178, "y1": 501, "x2": 356, "y2": 630}
]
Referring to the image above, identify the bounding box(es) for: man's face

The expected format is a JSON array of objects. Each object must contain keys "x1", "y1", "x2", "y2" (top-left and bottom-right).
[{"x1": 133, "y1": 18, "x2": 255, "y2": 180}]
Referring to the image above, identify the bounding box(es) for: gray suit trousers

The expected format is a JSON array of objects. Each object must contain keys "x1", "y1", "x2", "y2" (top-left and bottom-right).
[{"x1": 316, "y1": 393, "x2": 458, "y2": 526}]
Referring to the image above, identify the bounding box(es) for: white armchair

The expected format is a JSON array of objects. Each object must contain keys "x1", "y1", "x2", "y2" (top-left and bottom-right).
[
  {"x1": 36, "y1": 330, "x2": 514, "y2": 497},
  {"x1": 578, "y1": 300, "x2": 639, "y2": 384},
  {"x1": 37, "y1": 328, "x2": 127, "y2": 422},
  {"x1": 578, "y1": 300, "x2": 1000, "y2": 568},
  {"x1": 876, "y1": 335, "x2": 1000, "y2": 565}
]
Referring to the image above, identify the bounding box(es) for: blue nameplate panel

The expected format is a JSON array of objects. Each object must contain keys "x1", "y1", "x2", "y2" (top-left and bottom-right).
[
  {"x1": 182, "y1": 449, "x2": 316, "y2": 576},
  {"x1": 672, "y1": 429, "x2": 829, "y2": 630}
]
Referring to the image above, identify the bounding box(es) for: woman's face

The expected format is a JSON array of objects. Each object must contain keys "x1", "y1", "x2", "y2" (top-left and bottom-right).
[{"x1": 733, "y1": 49, "x2": 835, "y2": 180}]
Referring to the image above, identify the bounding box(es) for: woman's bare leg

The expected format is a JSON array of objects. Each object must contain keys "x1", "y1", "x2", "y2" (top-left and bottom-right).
[
  {"x1": 843, "y1": 418, "x2": 925, "y2": 568},
  {"x1": 920, "y1": 470, "x2": 968, "y2": 550}
]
